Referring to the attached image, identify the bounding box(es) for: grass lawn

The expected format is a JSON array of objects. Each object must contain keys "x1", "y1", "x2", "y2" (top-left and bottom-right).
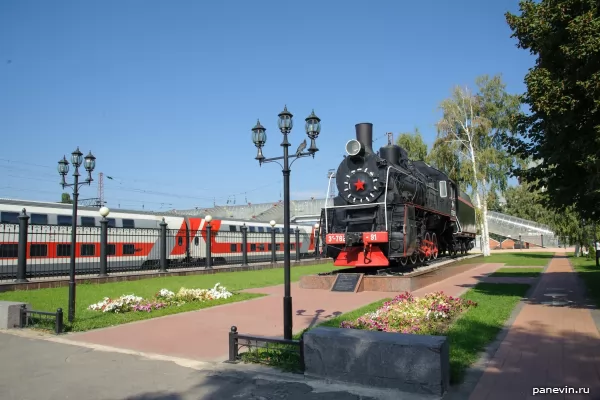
[
  {"x1": 569, "y1": 253, "x2": 600, "y2": 308},
  {"x1": 0, "y1": 262, "x2": 338, "y2": 332},
  {"x1": 489, "y1": 267, "x2": 543, "y2": 278},
  {"x1": 463, "y1": 252, "x2": 553, "y2": 266},
  {"x1": 241, "y1": 283, "x2": 531, "y2": 385}
]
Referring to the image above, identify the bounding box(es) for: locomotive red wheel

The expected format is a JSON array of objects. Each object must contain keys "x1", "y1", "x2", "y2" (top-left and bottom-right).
[
  {"x1": 431, "y1": 233, "x2": 439, "y2": 259},
  {"x1": 424, "y1": 232, "x2": 432, "y2": 261}
]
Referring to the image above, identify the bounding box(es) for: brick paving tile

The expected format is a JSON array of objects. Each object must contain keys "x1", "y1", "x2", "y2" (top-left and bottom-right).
[
  {"x1": 63, "y1": 261, "x2": 502, "y2": 363},
  {"x1": 468, "y1": 252, "x2": 600, "y2": 400}
]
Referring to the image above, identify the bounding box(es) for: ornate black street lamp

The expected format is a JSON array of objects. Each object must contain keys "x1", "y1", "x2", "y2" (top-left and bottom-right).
[
  {"x1": 58, "y1": 147, "x2": 96, "y2": 323},
  {"x1": 251, "y1": 106, "x2": 321, "y2": 340}
]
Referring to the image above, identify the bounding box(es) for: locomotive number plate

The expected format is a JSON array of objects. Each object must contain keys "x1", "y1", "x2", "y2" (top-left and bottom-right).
[
  {"x1": 362, "y1": 232, "x2": 389, "y2": 243},
  {"x1": 326, "y1": 234, "x2": 346, "y2": 244}
]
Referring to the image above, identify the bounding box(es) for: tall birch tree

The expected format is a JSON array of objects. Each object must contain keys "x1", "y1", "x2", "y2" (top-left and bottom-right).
[{"x1": 430, "y1": 75, "x2": 520, "y2": 256}]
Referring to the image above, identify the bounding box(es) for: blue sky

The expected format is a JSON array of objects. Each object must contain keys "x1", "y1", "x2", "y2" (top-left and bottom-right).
[{"x1": 0, "y1": 0, "x2": 533, "y2": 211}]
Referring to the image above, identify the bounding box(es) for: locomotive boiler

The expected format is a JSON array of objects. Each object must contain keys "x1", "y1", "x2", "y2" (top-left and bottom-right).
[{"x1": 322, "y1": 123, "x2": 477, "y2": 268}]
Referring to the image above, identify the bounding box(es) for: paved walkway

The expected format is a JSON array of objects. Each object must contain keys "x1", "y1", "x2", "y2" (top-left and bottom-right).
[
  {"x1": 467, "y1": 252, "x2": 600, "y2": 400},
  {"x1": 64, "y1": 262, "x2": 503, "y2": 362}
]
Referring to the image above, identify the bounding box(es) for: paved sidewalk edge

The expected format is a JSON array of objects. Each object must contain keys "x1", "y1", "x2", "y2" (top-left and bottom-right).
[{"x1": 442, "y1": 256, "x2": 552, "y2": 400}]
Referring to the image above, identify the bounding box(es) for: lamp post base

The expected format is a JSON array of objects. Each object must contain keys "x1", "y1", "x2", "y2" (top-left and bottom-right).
[{"x1": 283, "y1": 295, "x2": 293, "y2": 340}]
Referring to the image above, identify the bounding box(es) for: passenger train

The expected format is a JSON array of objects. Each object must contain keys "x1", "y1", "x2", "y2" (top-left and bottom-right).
[{"x1": 0, "y1": 199, "x2": 317, "y2": 278}]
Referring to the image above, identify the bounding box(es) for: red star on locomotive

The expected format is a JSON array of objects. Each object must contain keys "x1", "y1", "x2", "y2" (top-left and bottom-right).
[{"x1": 353, "y1": 179, "x2": 365, "y2": 191}]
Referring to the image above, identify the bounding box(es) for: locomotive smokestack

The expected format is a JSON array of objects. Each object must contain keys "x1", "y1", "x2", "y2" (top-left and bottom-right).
[{"x1": 355, "y1": 123, "x2": 374, "y2": 154}]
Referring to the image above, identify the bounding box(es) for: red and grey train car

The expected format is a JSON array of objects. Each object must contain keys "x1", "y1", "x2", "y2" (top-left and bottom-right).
[
  {"x1": 322, "y1": 123, "x2": 477, "y2": 268},
  {"x1": 0, "y1": 199, "x2": 317, "y2": 277}
]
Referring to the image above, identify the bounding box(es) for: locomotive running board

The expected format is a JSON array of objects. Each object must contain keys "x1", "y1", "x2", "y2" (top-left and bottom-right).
[{"x1": 334, "y1": 245, "x2": 390, "y2": 267}]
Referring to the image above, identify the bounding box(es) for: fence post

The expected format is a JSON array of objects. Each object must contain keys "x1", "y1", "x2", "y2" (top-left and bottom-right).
[
  {"x1": 315, "y1": 227, "x2": 321, "y2": 259},
  {"x1": 271, "y1": 229, "x2": 276, "y2": 264},
  {"x1": 519, "y1": 234, "x2": 522, "y2": 251},
  {"x1": 206, "y1": 221, "x2": 212, "y2": 269},
  {"x1": 541, "y1": 234, "x2": 544, "y2": 248},
  {"x1": 159, "y1": 218, "x2": 168, "y2": 272},
  {"x1": 20, "y1": 304, "x2": 27, "y2": 328},
  {"x1": 55, "y1": 308, "x2": 64, "y2": 334},
  {"x1": 295, "y1": 227, "x2": 300, "y2": 261},
  {"x1": 99, "y1": 217, "x2": 108, "y2": 277},
  {"x1": 15, "y1": 208, "x2": 29, "y2": 283},
  {"x1": 228, "y1": 326, "x2": 239, "y2": 362},
  {"x1": 241, "y1": 224, "x2": 249, "y2": 267}
]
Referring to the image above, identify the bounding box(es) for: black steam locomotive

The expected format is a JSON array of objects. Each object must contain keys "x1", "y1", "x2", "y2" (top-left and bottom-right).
[{"x1": 322, "y1": 123, "x2": 477, "y2": 268}]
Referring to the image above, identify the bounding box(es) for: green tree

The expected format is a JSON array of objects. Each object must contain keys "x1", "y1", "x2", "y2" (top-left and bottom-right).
[
  {"x1": 396, "y1": 128, "x2": 428, "y2": 160},
  {"x1": 503, "y1": 182, "x2": 551, "y2": 224},
  {"x1": 61, "y1": 193, "x2": 72, "y2": 204},
  {"x1": 505, "y1": 0, "x2": 600, "y2": 222},
  {"x1": 429, "y1": 75, "x2": 521, "y2": 256}
]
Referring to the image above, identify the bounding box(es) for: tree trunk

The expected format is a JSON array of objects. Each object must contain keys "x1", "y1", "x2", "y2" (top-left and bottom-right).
[
  {"x1": 468, "y1": 141, "x2": 491, "y2": 256},
  {"x1": 481, "y1": 187, "x2": 491, "y2": 256}
]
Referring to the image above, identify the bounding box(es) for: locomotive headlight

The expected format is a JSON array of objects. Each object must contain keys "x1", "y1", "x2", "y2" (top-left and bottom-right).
[{"x1": 345, "y1": 139, "x2": 363, "y2": 156}]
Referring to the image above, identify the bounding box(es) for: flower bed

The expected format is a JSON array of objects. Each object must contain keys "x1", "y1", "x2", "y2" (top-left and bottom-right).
[
  {"x1": 339, "y1": 291, "x2": 477, "y2": 335},
  {"x1": 88, "y1": 283, "x2": 233, "y2": 313}
]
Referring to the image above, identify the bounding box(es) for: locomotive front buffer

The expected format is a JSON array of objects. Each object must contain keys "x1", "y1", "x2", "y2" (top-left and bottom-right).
[{"x1": 326, "y1": 231, "x2": 390, "y2": 267}]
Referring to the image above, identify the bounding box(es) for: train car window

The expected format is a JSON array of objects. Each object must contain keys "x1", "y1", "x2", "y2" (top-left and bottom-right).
[
  {"x1": 0, "y1": 244, "x2": 18, "y2": 258},
  {"x1": 268, "y1": 244, "x2": 272, "y2": 251},
  {"x1": 258, "y1": 227, "x2": 264, "y2": 233},
  {"x1": 107, "y1": 244, "x2": 116, "y2": 256},
  {"x1": 229, "y1": 225, "x2": 237, "y2": 232},
  {"x1": 258, "y1": 244, "x2": 265, "y2": 251},
  {"x1": 30, "y1": 244, "x2": 47, "y2": 257},
  {"x1": 57, "y1": 215, "x2": 72, "y2": 226},
  {"x1": 30, "y1": 214, "x2": 48, "y2": 225},
  {"x1": 194, "y1": 237, "x2": 199, "y2": 246},
  {"x1": 178, "y1": 237, "x2": 183, "y2": 246},
  {"x1": 0, "y1": 212, "x2": 19, "y2": 224},
  {"x1": 276, "y1": 244, "x2": 281, "y2": 251},
  {"x1": 56, "y1": 244, "x2": 71, "y2": 257},
  {"x1": 122, "y1": 219, "x2": 135, "y2": 228},
  {"x1": 107, "y1": 218, "x2": 116, "y2": 228},
  {"x1": 81, "y1": 244, "x2": 95, "y2": 256},
  {"x1": 267, "y1": 227, "x2": 272, "y2": 233},
  {"x1": 230, "y1": 244, "x2": 237, "y2": 252},
  {"x1": 81, "y1": 217, "x2": 96, "y2": 227},
  {"x1": 250, "y1": 243, "x2": 256, "y2": 251},
  {"x1": 249, "y1": 226, "x2": 256, "y2": 232},
  {"x1": 439, "y1": 181, "x2": 448, "y2": 198},
  {"x1": 123, "y1": 244, "x2": 136, "y2": 255},
  {"x1": 276, "y1": 228, "x2": 281, "y2": 233},
  {"x1": 291, "y1": 243, "x2": 295, "y2": 250}
]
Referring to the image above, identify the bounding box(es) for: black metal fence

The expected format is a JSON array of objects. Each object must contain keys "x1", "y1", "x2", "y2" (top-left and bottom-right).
[
  {"x1": 227, "y1": 326, "x2": 304, "y2": 372},
  {"x1": 0, "y1": 219, "x2": 324, "y2": 282},
  {"x1": 19, "y1": 305, "x2": 64, "y2": 334}
]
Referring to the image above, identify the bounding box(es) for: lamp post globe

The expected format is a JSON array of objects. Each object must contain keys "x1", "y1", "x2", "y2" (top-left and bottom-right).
[
  {"x1": 84, "y1": 151, "x2": 96, "y2": 172},
  {"x1": 270, "y1": 220, "x2": 276, "y2": 228},
  {"x1": 314, "y1": 223, "x2": 320, "y2": 229},
  {"x1": 278, "y1": 106, "x2": 293, "y2": 134},
  {"x1": 99, "y1": 206, "x2": 110, "y2": 218},
  {"x1": 205, "y1": 215, "x2": 213, "y2": 223},
  {"x1": 71, "y1": 147, "x2": 83, "y2": 167}
]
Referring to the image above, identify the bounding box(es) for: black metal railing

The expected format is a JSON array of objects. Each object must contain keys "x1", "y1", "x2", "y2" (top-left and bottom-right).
[
  {"x1": 19, "y1": 305, "x2": 64, "y2": 334},
  {"x1": 227, "y1": 326, "x2": 304, "y2": 372},
  {"x1": 0, "y1": 220, "x2": 325, "y2": 282}
]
